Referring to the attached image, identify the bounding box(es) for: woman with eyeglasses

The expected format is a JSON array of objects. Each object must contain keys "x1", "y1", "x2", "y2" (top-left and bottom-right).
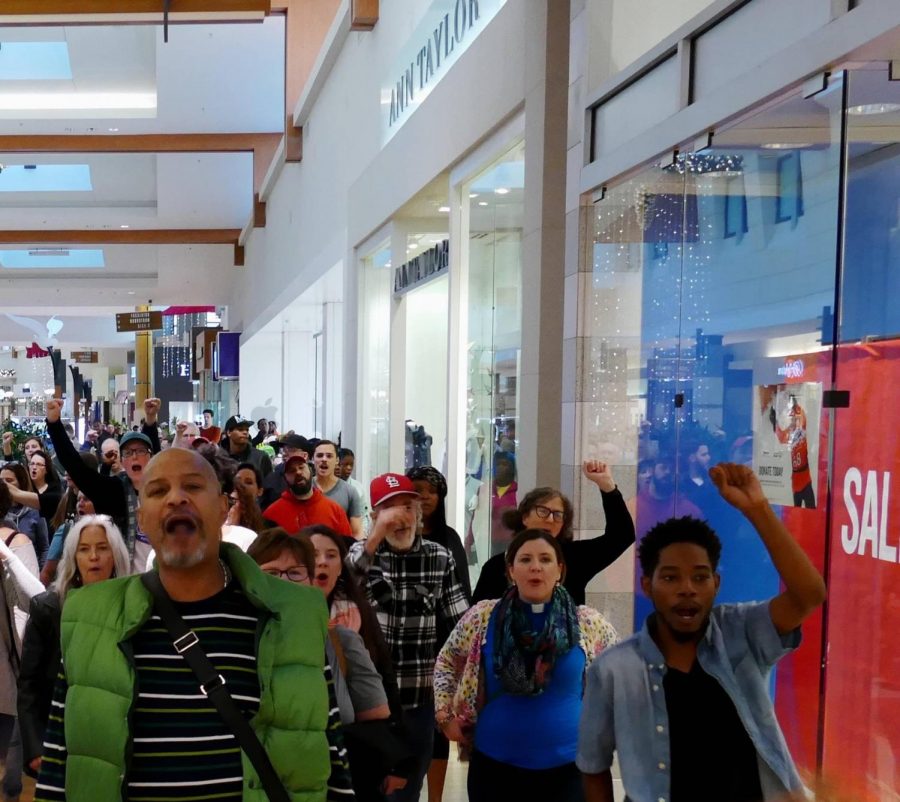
[
  {"x1": 472, "y1": 460, "x2": 635, "y2": 605},
  {"x1": 248, "y1": 529, "x2": 410, "y2": 801},
  {"x1": 17, "y1": 515, "x2": 130, "y2": 778},
  {"x1": 0, "y1": 463, "x2": 50, "y2": 569}
]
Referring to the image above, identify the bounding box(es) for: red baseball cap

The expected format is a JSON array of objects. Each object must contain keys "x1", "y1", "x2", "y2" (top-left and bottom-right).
[
  {"x1": 370, "y1": 473, "x2": 419, "y2": 508},
  {"x1": 284, "y1": 454, "x2": 308, "y2": 469}
]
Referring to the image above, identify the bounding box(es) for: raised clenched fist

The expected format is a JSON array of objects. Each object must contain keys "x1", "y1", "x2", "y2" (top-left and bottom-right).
[
  {"x1": 143, "y1": 397, "x2": 161, "y2": 423},
  {"x1": 582, "y1": 459, "x2": 616, "y2": 493},
  {"x1": 46, "y1": 398, "x2": 63, "y2": 424}
]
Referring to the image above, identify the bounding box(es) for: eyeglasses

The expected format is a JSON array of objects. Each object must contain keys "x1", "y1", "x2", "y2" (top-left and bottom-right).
[
  {"x1": 264, "y1": 568, "x2": 309, "y2": 583},
  {"x1": 122, "y1": 448, "x2": 151, "y2": 459},
  {"x1": 532, "y1": 504, "x2": 565, "y2": 522},
  {"x1": 30, "y1": 461, "x2": 46, "y2": 469}
]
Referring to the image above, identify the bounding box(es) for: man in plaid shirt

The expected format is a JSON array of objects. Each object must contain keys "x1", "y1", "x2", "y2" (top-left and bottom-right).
[{"x1": 349, "y1": 472, "x2": 469, "y2": 802}]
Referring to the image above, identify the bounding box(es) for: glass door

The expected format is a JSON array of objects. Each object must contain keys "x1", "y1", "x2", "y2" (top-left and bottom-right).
[{"x1": 461, "y1": 141, "x2": 525, "y2": 576}]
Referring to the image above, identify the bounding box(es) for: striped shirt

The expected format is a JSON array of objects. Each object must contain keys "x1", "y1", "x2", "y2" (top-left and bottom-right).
[
  {"x1": 349, "y1": 536, "x2": 469, "y2": 708},
  {"x1": 36, "y1": 581, "x2": 354, "y2": 801}
]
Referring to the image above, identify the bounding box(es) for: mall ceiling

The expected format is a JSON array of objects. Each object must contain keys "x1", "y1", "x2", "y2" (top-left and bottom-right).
[{"x1": 0, "y1": 2, "x2": 285, "y2": 347}]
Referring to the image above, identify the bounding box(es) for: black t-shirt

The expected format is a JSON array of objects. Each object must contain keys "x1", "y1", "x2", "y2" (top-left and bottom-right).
[{"x1": 663, "y1": 660, "x2": 764, "y2": 802}]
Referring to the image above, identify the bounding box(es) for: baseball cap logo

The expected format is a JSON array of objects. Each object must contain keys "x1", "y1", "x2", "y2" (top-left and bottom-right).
[{"x1": 385, "y1": 475, "x2": 401, "y2": 489}]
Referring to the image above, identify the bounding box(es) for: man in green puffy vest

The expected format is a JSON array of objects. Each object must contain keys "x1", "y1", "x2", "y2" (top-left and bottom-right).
[{"x1": 34, "y1": 446, "x2": 354, "y2": 802}]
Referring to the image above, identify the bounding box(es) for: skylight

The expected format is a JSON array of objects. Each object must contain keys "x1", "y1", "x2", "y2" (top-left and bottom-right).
[
  {"x1": 0, "y1": 164, "x2": 92, "y2": 192},
  {"x1": 0, "y1": 249, "x2": 105, "y2": 269},
  {"x1": 0, "y1": 42, "x2": 72, "y2": 81}
]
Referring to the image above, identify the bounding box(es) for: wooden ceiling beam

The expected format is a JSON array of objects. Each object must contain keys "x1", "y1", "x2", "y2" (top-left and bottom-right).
[
  {"x1": 0, "y1": 131, "x2": 281, "y2": 198},
  {"x1": 0, "y1": 229, "x2": 240, "y2": 245},
  {"x1": 0, "y1": 1, "x2": 270, "y2": 22},
  {"x1": 350, "y1": 0, "x2": 378, "y2": 31},
  {"x1": 0, "y1": 132, "x2": 280, "y2": 154}
]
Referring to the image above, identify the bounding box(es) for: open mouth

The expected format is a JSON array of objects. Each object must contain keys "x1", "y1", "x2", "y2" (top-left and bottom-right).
[
  {"x1": 163, "y1": 514, "x2": 198, "y2": 537},
  {"x1": 672, "y1": 605, "x2": 701, "y2": 624},
  {"x1": 314, "y1": 571, "x2": 330, "y2": 587}
]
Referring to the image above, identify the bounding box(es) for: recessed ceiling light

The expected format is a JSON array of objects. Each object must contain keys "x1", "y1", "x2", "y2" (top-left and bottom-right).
[
  {"x1": 469, "y1": 193, "x2": 479, "y2": 198},
  {"x1": 494, "y1": 187, "x2": 509, "y2": 195},
  {"x1": 128, "y1": 291, "x2": 135, "y2": 295},
  {"x1": 120, "y1": 224, "x2": 130, "y2": 229},
  {"x1": 108, "y1": 127, "x2": 119, "y2": 132},
  {"x1": 478, "y1": 201, "x2": 488, "y2": 206},
  {"x1": 438, "y1": 206, "x2": 450, "y2": 213},
  {"x1": 847, "y1": 103, "x2": 900, "y2": 116}
]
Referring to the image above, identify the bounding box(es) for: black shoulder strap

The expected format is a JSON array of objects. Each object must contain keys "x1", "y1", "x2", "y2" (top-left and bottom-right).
[{"x1": 140, "y1": 572, "x2": 290, "y2": 802}]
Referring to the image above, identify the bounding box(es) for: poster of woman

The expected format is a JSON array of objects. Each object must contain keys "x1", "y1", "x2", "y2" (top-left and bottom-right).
[{"x1": 754, "y1": 381, "x2": 822, "y2": 508}]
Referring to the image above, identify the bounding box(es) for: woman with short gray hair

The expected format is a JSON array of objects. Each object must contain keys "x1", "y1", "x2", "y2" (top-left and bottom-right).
[{"x1": 17, "y1": 515, "x2": 130, "y2": 775}]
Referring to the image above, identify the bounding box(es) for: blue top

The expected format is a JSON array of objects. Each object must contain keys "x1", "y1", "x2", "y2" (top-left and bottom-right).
[
  {"x1": 475, "y1": 604, "x2": 586, "y2": 769},
  {"x1": 577, "y1": 602, "x2": 803, "y2": 802}
]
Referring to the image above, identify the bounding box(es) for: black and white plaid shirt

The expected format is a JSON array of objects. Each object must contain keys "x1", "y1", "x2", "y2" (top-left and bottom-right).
[{"x1": 349, "y1": 536, "x2": 469, "y2": 709}]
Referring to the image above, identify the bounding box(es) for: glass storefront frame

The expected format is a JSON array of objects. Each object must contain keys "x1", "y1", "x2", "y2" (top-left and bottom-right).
[
  {"x1": 579, "y1": 64, "x2": 900, "y2": 800},
  {"x1": 354, "y1": 116, "x2": 527, "y2": 581}
]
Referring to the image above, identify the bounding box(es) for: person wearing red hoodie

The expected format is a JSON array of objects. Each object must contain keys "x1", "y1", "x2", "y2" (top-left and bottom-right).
[{"x1": 262, "y1": 455, "x2": 353, "y2": 538}]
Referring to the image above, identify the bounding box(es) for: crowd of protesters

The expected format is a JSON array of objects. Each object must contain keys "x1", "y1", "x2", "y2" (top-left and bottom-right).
[{"x1": 0, "y1": 400, "x2": 825, "y2": 802}]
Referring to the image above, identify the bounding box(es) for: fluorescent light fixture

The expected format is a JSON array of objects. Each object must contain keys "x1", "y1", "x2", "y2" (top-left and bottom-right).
[
  {"x1": 478, "y1": 201, "x2": 488, "y2": 206},
  {"x1": 761, "y1": 143, "x2": 813, "y2": 150},
  {"x1": 438, "y1": 206, "x2": 450, "y2": 213},
  {"x1": 0, "y1": 164, "x2": 92, "y2": 192},
  {"x1": 0, "y1": 248, "x2": 105, "y2": 269},
  {"x1": 847, "y1": 103, "x2": 900, "y2": 116},
  {"x1": 0, "y1": 42, "x2": 72, "y2": 80},
  {"x1": 0, "y1": 91, "x2": 157, "y2": 112},
  {"x1": 494, "y1": 187, "x2": 510, "y2": 195},
  {"x1": 469, "y1": 193, "x2": 479, "y2": 198}
]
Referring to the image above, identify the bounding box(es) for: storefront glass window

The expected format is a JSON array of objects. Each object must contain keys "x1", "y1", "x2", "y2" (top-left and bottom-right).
[
  {"x1": 359, "y1": 241, "x2": 391, "y2": 485},
  {"x1": 462, "y1": 141, "x2": 524, "y2": 575},
  {"x1": 584, "y1": 77, "x2": 845, "y2": 781}
]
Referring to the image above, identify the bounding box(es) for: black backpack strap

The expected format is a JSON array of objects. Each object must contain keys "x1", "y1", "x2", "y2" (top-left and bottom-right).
[{"x1": 140, "y1": 572, "x2": 290, "y2": 802}]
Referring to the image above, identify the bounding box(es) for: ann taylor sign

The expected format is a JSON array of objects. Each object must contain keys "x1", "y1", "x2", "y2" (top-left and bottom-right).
[
  {"x1": 394, "y1": 239, "x2": 449, "y2": 295},
  {"x1": 382, "y1": 0, "x2": 506, "y2": 144}
]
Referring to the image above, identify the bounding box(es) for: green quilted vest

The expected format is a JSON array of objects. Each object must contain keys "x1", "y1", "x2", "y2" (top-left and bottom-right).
[{"x1": 60, "y1": 543, "x2": 331, "y2": 801}]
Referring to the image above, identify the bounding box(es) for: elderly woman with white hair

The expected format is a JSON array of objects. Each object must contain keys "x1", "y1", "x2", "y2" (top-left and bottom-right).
[
  {"x1": 172, "y1": 420, "x2": 202, "y2": 450},
  {"x1": 16, "y1": 515, "x2": 130, "y2": 775}
]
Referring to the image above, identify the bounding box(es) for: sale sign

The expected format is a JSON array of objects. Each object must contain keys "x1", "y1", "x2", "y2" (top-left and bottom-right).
[{"x1": 819, "y1": 341, "x2": 900, "y2": 801}]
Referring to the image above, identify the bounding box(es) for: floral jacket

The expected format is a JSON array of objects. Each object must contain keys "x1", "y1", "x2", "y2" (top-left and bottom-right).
[{"x1": 433, "y1": 599, "x2": 617, "y2": 725}]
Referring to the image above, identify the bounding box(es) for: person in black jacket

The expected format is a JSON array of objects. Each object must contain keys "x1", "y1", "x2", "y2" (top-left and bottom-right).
[
  {"x1": 472, "y1": 459, "x2": 635, "y2": 605},
  {"x1": 405, "y1": 465, "x2": 472, "y2": 802},
  {"x1": 17, "y1": 514, "x2": 131, "y2": 776},
  {"x1": 44, "y1": 397, "x2": 162, "y2": 573},
  {"x1": 217, "y1": 415, "x2": 273, "y2": 478},
  {"x1": 259, "y1": 434, "x2": 310, "y2": 509}
]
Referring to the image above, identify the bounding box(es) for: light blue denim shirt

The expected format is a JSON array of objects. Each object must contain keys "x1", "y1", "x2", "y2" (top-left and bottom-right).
[{"x1": 577, "y1": 602, "x2": 804, "y2": 802}]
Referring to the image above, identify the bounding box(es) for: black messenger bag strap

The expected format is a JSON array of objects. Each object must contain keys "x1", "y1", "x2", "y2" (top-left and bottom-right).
[{"x1": 140, "y1": 572, "x2": 290, "y2": 802}]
